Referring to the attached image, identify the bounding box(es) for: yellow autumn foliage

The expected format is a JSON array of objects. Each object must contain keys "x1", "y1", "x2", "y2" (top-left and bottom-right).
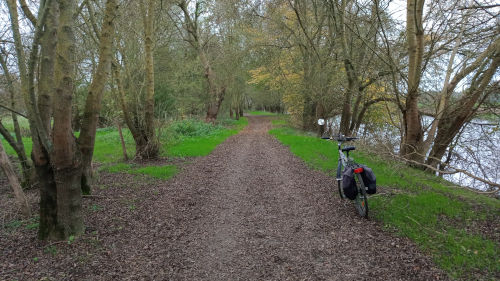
[{"x1": 248, "y1": 49, "x2": 305, "y2": 127}]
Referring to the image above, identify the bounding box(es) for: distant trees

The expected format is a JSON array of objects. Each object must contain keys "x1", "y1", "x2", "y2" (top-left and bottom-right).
[{"x1": 176, "y1": 0, "x2": 227, "y2": 123}]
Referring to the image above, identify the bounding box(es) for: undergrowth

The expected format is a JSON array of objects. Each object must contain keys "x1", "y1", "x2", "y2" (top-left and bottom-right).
[
  {"x1": 269, "y1": 125, "x2": 500, "y2": 280},
  {"x1": 163, "y1": 118, "x2": 247, "y2": 157}
]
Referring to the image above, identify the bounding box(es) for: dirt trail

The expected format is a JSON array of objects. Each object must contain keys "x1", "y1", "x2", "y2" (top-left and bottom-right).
[
  {"x1": 0, "y1": 116, "x2": 446, "y2": 280},
  {"x1": 162, "y1": 116, "x2": 445, "y2": 280}
]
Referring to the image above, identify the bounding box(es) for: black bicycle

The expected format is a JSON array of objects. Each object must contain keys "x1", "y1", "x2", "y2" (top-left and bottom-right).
[{"x1": 318, "y1": 119, "x2": 369, "y2": 218}]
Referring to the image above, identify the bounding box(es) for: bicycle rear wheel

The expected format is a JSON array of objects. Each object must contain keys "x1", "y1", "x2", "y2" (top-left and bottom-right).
[{"x1": 354, "y1": 174, "x2": 368, "y2": 218}]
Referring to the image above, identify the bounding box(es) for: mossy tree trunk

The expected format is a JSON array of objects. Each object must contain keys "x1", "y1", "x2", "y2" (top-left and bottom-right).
[
  {"x1": 400, "y1": 0, "x2": 425, "y2": 163},
  {"x1": 138, "y1": 0, "x2": 159, "y2": 158},
  {"x1": 78, "y1": 0, "x2": 119, "y2": 194}
]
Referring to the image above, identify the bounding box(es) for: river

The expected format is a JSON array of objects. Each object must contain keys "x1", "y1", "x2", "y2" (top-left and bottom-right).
[{"x1": 324, "y1": 116, "x2": 500, "y2": 192}]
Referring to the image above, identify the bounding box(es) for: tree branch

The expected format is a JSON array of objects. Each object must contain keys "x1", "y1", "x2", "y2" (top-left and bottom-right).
[
  {"x1": 19, "y1": 0, "x2": 37, "y2": 26},
  {"x1": 0, "y1": 103, "x2": 27, "y2": 118}
]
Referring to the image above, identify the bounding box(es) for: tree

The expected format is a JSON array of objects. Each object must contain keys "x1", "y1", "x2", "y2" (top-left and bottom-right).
[
  {"x1": 0, "y1": 52, "x2": 31, "y2": 185},
  {"x1": 7, "y1": 0, "x2": 119, "y2": 239},
  {"x1": 177, "y1": 0, "x2": 227, "y2": 123},
  {"x1": 426, "y1": 39, "x2": 499, "y2": 168},
  {"x1": 140, "y1": 0, "x2": 159, "y2": 157},
  {"x1": 112, "y1": 0, "x2": 160, "y2": 159},
  {"x1": 78, "y1": 0, "x2": 119, "y2": 194},
  {"x1": 400, "y1": 0, "x2": 426, "y2": 162}
]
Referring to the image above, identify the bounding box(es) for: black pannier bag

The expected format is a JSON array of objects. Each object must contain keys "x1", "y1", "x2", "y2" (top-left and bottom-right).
[
  {"x1": 342, "y1": 167, "x2": 358, "y2": 200},
  {"x1": 360, "y1": 165, "x2": 376, "y2": 194}
]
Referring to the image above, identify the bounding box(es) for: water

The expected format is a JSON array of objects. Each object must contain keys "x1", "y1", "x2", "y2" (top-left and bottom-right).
[{"x1": 323, "y1": 116, "x2": 500, "y2": 191}]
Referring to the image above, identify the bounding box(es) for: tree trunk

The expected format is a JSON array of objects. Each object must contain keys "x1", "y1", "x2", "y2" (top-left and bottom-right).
[
  {"x1": 426, "y1": 54, "x2": 499, "y2": 168},
  {"x1": 401, "y1": 0, "x2": 425, "y2": 163},
  {"x1": 336, "y1": 0, "x2": 359, "y2": 136},
  {"x1": 235, "y1": 104, "x2": 240, "y2": 120},
  {"x1": 142, "y1": 0, "x2": 157, "y2": 154},
  {"x1": 35, "y1": 0, "x2": 59, "y2": 240},
  {"x1": 117, "y1": 122, "x2": 128, "y2": 161},
  {"x1": 49, "y1": 0, "x2": 84, "y2": 239},
  {"x1": 229, "y1": 107, "x2": 234, "y2": 119},
  {"x1": 7, "y1": 0, "x2": 58, "y2": 239},
  {"x1": 0, "y1": 141, "x2": 31, "y2": 217},
  {"x1": 113, "y1": 61, "x2": 154, "y2": 159},
  {"x1": 78, "y1": 0, "x2": 118, "y2": 194},
  {"x1": 135, "y1": 0, "x2": 158, "y2": 158},
  {"x1": 178, "y1": 1, "x2": 226, "y2": 124},
  {"x1": 421, "y1": 13, "x2": 466, "y2": 157},
  {"x1": 316, "y1": 102, "x2": 325, "y2": 137},
  {"x1": 8, "y1": 0, "x2": 85, "y2": 240},
  {"x1": 0, "y1": 54, "x2": 31, "y2": 184},
  {"x1": 201, "y1": 51, "x2": 225, "y2": 123}
]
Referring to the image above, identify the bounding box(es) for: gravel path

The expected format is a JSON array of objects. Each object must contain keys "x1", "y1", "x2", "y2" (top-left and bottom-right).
[
  {"x1": 162, "y1": 116, "x2": 445, "y2": 280},
  {"x1": 1, "y1": 116, "x2": 447, "y2": 280}
]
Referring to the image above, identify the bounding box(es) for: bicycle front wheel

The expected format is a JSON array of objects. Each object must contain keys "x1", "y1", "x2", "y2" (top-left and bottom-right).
[
  {"x1": 354, "y1": 174, "x2": 368, "y2": 218},
  {"x1": 336, "y1": 162, "x2": 345, "y2": 199},
  {"x1": 337, "y1": 178, "x2": 345, "y2": 199}
]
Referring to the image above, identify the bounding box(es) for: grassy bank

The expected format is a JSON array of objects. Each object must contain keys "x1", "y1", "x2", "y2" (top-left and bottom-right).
[
  {"x1": 1, "y1": 117, "x2": 248, "y2": 180},
  {"x1": 269, "y1": 123, "x2": 499, "y2": 280}
]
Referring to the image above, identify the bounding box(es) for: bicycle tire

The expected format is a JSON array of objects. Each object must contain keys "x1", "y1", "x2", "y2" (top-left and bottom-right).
[
  {"x1": 354, "y1": 174, "x2": 369, "y2": 218},
  {"x1": 337, "y1": 179, "x2": 345, "y2": 199},
  {"x1": 337, "y1": 163, "x2": 345, "y2": 199}
]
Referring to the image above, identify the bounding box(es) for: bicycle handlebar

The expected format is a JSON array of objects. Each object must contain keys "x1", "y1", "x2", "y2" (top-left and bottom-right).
[
  {"x1": 321, "y1": 135, "x2": 358, "y2": 142},
  {"x1": 338, "y1": 136, "x2": 358, "y2": 142}
]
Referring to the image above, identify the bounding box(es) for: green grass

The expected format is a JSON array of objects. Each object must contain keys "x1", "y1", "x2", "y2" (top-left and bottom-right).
[
  {"x1": 92, "y1": 128, "x2": 137, "y2": 163},
  {"x1": 2, "y1": 117, "x2": 248, "y2": 161},
  {"x1": 134, "y1": 165, "x2": 177, "y2": 180},
  {"x1": 0, "y1": 117, "x2": 31, "y2": 134},
  {"x1": 101, "y1": 163, "x2": 177, "y2": 180},
  {"x1": 248, "y1": 110, "x2": 278, "y2": 116},
  {"x1": 269, "y1": 126, "x2": 500, "y2": 280},
  {"x1": 163, "y1": 117, "x2": 247, "y2": 157},
  {"x1": 3, "y1": 117, "x2": 247, "y2": 183},
  {"x1": 271, "y1": 115, "x2": 288, "y2": 126},
  {"x1": 96, "y1": 117, "x2": 247, "y2": 179}
]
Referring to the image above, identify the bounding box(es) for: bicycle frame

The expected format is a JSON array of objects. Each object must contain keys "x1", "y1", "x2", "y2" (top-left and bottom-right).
[
  {"x1": 335, "y1": 141, "x2": 350, "y2": 181},
  {"x1": 333, "y1": 136, "x2": 369, "y2": 218},
  {"x1": 337, "y1": 143, "x2": 366, "y2": 190}
]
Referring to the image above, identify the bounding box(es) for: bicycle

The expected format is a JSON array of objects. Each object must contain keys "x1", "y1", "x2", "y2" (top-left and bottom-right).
[{"x1": 318, "y1": 119, "x2": 369, "y2": 218}]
